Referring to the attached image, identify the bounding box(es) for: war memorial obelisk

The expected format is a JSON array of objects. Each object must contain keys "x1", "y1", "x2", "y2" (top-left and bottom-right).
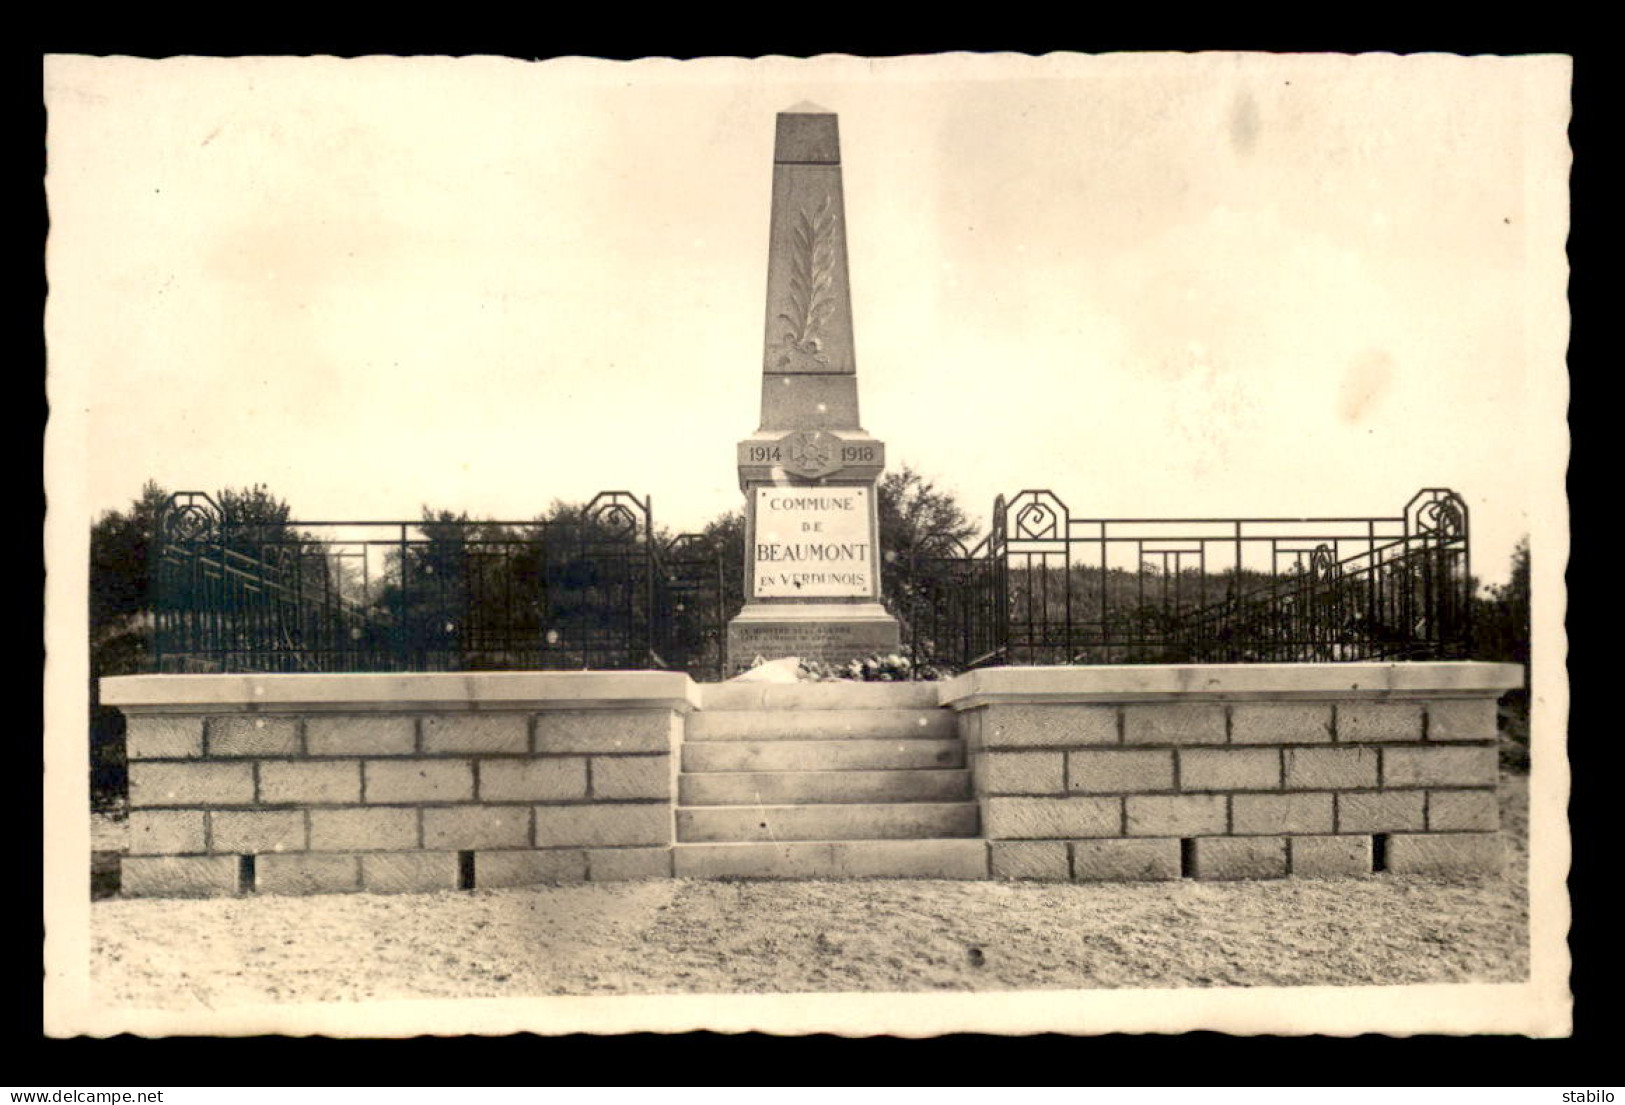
[{"x1": 726, "y1": 105, "x2": 901, "y2": 671}]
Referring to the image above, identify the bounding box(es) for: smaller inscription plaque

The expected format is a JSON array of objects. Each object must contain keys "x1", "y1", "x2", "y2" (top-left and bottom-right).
[
  {"x1": 752, "y1": 486, "x2": 875, "y2": 599},
  {"x1": 728, "y1": 615, "x2": 899, "y2": 668}
]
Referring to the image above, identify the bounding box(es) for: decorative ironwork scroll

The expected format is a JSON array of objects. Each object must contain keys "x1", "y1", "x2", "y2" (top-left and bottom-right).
[
  {"x1": 1406, "y1": 489, "x2": 1468, "y2": 540},
  {"x1": 160, "y1": 492, "x2": 221, "y2": 541},
  {"x1": 584, "y1": 491, "x2": 650, "y2": 541}
]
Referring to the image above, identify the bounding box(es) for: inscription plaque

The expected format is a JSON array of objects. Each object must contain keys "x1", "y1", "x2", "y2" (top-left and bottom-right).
[
  {"x1": 729, "y1": 618, "x2": 899, "y2": 666},
  {"x1": 752, "y1": 486, "x2": 875, "y2": 598}
]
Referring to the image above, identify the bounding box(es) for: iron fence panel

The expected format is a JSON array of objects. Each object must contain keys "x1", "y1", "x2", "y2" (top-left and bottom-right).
[
  {"x1": 901, "y1": 488, "x2": 1471, "y2": 670},
  {"x1": 151, "y1": 491, "x2": 730, "y2": 680}
]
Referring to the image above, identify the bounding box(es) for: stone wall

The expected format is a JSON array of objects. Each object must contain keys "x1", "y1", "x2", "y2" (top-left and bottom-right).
[
  {"x1": 102, "y1": 662, "x2": 1522, "y2": 894},
  {"x1": 103, "y1": 673, "x2": 696, "y2": 897},
  {"x1": 938, "y1": 664, "x2": 1517, "y2": 881}
]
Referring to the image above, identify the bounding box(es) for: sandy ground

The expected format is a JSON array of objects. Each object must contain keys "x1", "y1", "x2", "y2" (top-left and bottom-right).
[{"x1": 87, "y1": 775, "x2": 1529, "y2": 1007}]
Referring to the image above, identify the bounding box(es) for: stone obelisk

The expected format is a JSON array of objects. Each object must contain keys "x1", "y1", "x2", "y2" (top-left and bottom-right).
[{"x1": 726, "y1": 104, "x2": 901, "y2": 671}]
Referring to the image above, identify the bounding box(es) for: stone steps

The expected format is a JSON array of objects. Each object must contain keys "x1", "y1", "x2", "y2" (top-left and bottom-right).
[
  {"x1": 680, "y1": 768, "x2": 972, "y2": 806},
  {"x1": 672, "y1": 839, "x2": 988, "y2": 879},
  {"x1": 699, "y1": 683, "x2": 941, "y2": 711},
  {"x1": 682, "y1": 737, "x2": 965, "y2": 773},
  {"x1": 678, "y1": 687, "x2": 978, "y2": 873},
  {"x1": 687, "y1": 708, "x2": 955, "y2": 741},
  {"x1": 676, "y1": 801, "x2": 978, "y2": 843}
]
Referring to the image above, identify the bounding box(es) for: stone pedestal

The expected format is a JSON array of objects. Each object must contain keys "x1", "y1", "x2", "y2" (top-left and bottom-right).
[{"x1": 727, "y1": 474, "x2": 901, "y2": 671}]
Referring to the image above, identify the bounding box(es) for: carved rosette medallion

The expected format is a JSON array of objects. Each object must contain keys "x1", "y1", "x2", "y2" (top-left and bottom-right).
[{"x1": 785, "y1": 430, "x2": 841, "y2": 479}]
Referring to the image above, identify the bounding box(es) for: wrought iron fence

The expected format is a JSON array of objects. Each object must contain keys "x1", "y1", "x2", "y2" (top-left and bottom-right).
[
  {"x1": 151, "y1": 487, "x2": 1471, "y2": 679},
  {"x1": 902, "y1": 489, "x2": 1471, "y2": 670},
  {"x1": 150, "y1": 491, "x2": 731, "y2": 679}
]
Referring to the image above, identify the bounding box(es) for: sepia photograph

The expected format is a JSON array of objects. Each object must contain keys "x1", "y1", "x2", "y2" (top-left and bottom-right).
[{"x1": 43, "y1": 51, "x2": 1571, "y2": 1038}]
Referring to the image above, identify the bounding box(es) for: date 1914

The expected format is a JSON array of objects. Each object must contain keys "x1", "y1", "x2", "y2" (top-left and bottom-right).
[{"x1": 746, "y1": 444, "x2": 877, "y2": 464}]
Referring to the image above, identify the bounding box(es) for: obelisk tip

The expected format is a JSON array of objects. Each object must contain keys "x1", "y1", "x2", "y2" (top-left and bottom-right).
[{"x1": 774, "y1": 106, "x2": 840, "y2": 164}]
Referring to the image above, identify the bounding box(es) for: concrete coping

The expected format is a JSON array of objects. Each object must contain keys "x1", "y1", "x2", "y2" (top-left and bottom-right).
[
  {"x1": 937, "y1": 662, "x2": 1525, "y2": 709},
  {"x1": 100, "y1": 671, "x2": 702, "y2": 714}
]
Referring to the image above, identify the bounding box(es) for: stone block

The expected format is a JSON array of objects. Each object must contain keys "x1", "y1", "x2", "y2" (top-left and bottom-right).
[
  {"x1": 701, "y1": 682, "x2": 940, "y2": 711},
  {"x1": 479, "y1": 757, "x2": 587, "y2": 802},
  {"x1": 126, "y1": 810, "x2": 206, "y2": 854},
  {"x1": 533, "y1": 709, "x2": 677, "y2": 754},
  {"x1": 1071, "y1": 838, "x2": 1182, "y2": 881},
  {"x1": 935, "y1": 663, "x2": 1522, "y2": 704},
  {"x1": 983, "y1": 796, "x2": 1120, "y2": 839},
  {"x1": 259, "y1": 760, "x2": 362, "y2": 805},
  {"x1": 476, "y1": 849, "x2": 588, "y2": 887},
  {"x1": 1229, "y1": 703, "x2": 1333, "y2": 744},
  {"x1": 256, "y1": 853, "x2": 360, "y2": 895},
  {"x1": 1337, "y1": 701, "x2": 1423, "y2": 742},
  {"x1": 422, "y1": 806, "x2": 531, "y2": 850},
  {"x1": 205, "y1": 716, "x2": 300, "y2": 757},
  {"x1": 1386, "y1": 832, "x2": 1503, "y2": 876},
  {"x1": 129, "y1": 762, "x2": 254, "y2": 807},
  {"x1": 1067, "y1": 750, "x2": 1174, "y2": 794},
  {"x1": 1123, "y1": 704, "x2": 1225, "y2": 745},
  {"x1": 1427, "y1": 790, "x2": 1501, "y2": 831},
  {"x1": 981, "y1": 751, "x2": 1065, "y2": 794},
  {"x1": 121, "y1": 856, "x2": 238, "y2": 897},
  {"x1": 680, "y1": 801, "x2": 974, "y2": 842},
  {"x1": 1427, "y1": 699, "x2": 1499, "y2": 741},
  {"x1": 308, "y1": 807, "x2": 419, "y2": 852},
  {"x1": 753, "y1": 374, "x2": 863, "y2": 435},
  {"x1": 587, "y1": 847, "x2": 673, "y2": 881},
  {"x1": 361, "y1": 852, "x2": 460, "y2": 893},
  {"x1": 672, "y1": 839, "x2": 988, "y2": 879},
  {"x1": 686, "y1": 738, "x2": 962, "y2": 773},
  {"x1": 1193, "y1": 836, "x2": 1287, "y2": 879},
  {"x1": 980, "y1": 704, "x2": 1118, "y2": 748},
  {"x1": 1383, "y1": 746, "x2": 1498, "y2": 788},
  {"x1": 968, "y1": 752, "x2": 989, "y2": 797},
  {"x1": 208, "y1": 810, "x2": 306, "y2": 853},
  {"x1": 125, "y1": 715, "x2": 203, "y2": 760},
  {"x1": 1283, "y1": 746, "x2": 1379, "y2": 790},
  {"x1": 1179, "y1": 748, "x2": 1281, "y2": 791},
  {"x1": 683, "y1": 768, "x2": 966, "y2": 805},
  {"x1": 775, "y1": 108, "x2": 841, "y2": 162},
  {"x1": 989, "y1": 840, "x2": 1069, "y2": 880},
  {"x1": 421, "y1": 714, "x2": 529, "y2": 754},
  {"x1": 1337, "y1": 791, "x2": 1426, "y2": 832},
  {"x1": 364, "y1": 760, "x2": 473, "y2": 804},
  {"x1": 1290, "y1": 835, "x2": 1373, "y2": 878},
  {"x1": 533, "y1": 804, "x2": 671, "y2": 847},
  {"x1": 306, "y1": 715, "x2": 417, "y2": 756},
  {"x1": 958, "y1": 709, "x2": 983, "y2": 751},
  {"x1": 688, "y1": 708, "x2": 952, "y2": 741},
  {"x1": 1231, "y1": 793, "x2": 1334, "y2": 835},
  {"x1": 1124, "y1": 794, "x2": 1227, "y2": 836},
  {"x1": 591, "y1": 755, "x2": 674, "y2": 800}
]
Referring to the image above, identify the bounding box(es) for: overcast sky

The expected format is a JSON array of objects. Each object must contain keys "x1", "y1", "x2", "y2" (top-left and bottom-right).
[{"x1": 45, "y1": 53, "x2": 1569, "y2": 583}]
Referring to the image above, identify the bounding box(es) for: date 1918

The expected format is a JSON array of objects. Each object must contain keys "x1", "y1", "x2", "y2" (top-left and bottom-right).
[{"x1": 746, "y1": 444, "x2": 878, "y2": 463}]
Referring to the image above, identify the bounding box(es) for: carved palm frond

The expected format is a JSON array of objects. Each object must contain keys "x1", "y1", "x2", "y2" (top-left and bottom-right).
[{"x1": 779, "y1": 195, "x2": 838, "y2": 350}]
